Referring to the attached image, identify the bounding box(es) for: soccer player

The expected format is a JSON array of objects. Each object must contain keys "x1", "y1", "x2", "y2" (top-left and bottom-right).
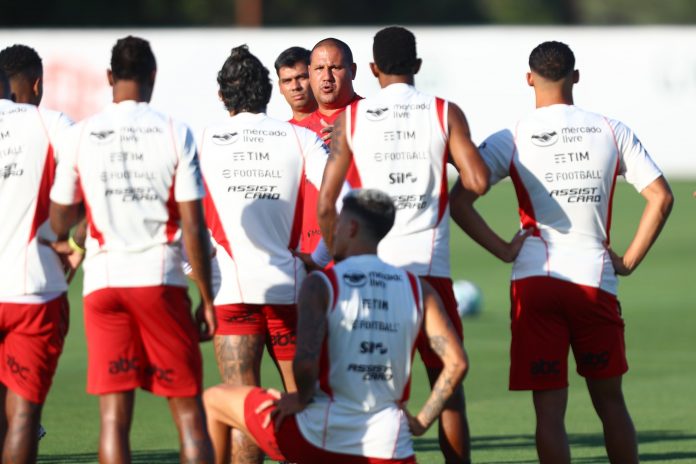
[
  {"x1": 199, "y1": 45, "x2": 328, "y2": 464},
  {"x1": 274, "y1": 46, "x2": 317, "y2": 124},
  {"x1": 295, "y1": 38, "x2": 362, "y2": 255},
  {"x1": 317, "y1": 26, "x2": 489, "y2": 464},
  {"x1": 450, "y1": 41, "x2": 673, "y2": 463},
  {"x1": 0, "y1": 68, "x2": 74, "y2": 462},
  {"x1": 48, "y1": 36, "x2": 216, "y2": 464},
  {"x1": 204, "y1": 188, "x2": 468, "y2": 464}
]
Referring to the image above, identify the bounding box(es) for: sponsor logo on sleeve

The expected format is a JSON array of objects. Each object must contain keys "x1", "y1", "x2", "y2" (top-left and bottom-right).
[{"x1": 343, "y1": 271, "x2": 367, "y2": 287}]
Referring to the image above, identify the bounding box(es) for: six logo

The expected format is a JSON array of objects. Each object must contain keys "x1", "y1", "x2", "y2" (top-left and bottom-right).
[
  {"x1": 531, "y1": 358, "x2": 561, "y2": 376},
  {"x1": 530, "y1": 130, "x2": 558, "y2": 147},
  {"x1": 360, "y1": 341, "x2": 388, "y2": 355},
  {"x1": 388, "y1": 172, "x2": 418, "y2": 184},
  {"x1": 212, "y1": 132, "x2": 239, "y2": 145},
  {"x1": 108, "y1": 356, "x2": 140, "y2": 375}
]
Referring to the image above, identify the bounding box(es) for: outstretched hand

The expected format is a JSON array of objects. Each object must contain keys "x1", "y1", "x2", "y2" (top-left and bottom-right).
[{"x1": 320, "y1": 119, "x2": 334, "y2": 144}]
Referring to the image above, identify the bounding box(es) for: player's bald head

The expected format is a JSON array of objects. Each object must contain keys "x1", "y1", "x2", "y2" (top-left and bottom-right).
[
  {"x1": 311, "y1": 38, "x2": 353, "y2": 67},
  {"x1": 529, "y1": 41, "x2": 575, "y2": 81}
]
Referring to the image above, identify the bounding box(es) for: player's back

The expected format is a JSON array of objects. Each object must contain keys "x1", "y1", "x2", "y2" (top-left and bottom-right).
[
  {"x1": 0, "y1": 100, "x2": 67, "y2": 297},
  {"x1": 481, "y1": 104, "x2": 661, "y2": 292},
  {"x1": 200, "y1": 113, "x2": 327, "y2": 304},
  {"x1": 296, "y1": 254, "x2": 422, "y2": 459},
  {"x1": 53, "y1": 101, "x2": 202, "y2": 294},
  {"x1": 347, "y1": 83, "x2": 450, "y2": 276}
]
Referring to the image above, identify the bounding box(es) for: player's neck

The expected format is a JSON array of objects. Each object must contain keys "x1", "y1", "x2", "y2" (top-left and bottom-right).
[
  {"x1": 378, "y1": 75, "x2": 414, "y2": 88},
  {"x1": 112, "y1": 81, "x2": 152, "y2": 104},
  {"x1": 535, "y1": 89, "x2": 574, "y2": 108},
  {"x1": 318, "y1": 94, "x2": 356, "y2": 117}
]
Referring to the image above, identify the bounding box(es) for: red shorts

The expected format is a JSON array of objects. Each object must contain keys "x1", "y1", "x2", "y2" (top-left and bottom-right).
[
  {"x1": 415, "y1": 276, "x2": 463, "y2": 369},
  {"x1": 84, "y1": 286, "x2": 202, "y2": 397},
  {"x1": 244, "y1": 387, "x2": 417, "y2": 463},
  {"x1": 215, "y1": 303, "x2": 297, "y2": 361},
  {"x1": 509, "y1": 276, "x2": 628, "y2": 391},
  {"x1": 0, "y1": 295, "x2": 69, "y2": 404}
]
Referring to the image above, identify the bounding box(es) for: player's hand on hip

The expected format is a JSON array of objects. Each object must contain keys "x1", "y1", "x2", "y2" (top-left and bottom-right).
[
  {"x1": 503, "y1": 228, "x2": 532, "y2": 263},
  {"x1": 290, "y1": 249, "x2": 321, "y2": 272},
  {"x1": 403, "y1": 409, "x2": 427, "y2": 437},
  {"x1": 607, "y1": 248, "x2": 632, "y2": 276},
  {"x1": 196, "y1": 301, "x2": 217, "y2": 341},
  {"x1": 38, "y1": 237, "x2": 85, "y2": 282}
]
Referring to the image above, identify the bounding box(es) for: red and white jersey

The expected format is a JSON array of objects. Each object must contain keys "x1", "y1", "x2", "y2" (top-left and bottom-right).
[
  {"x1": 296, "y1": 254, "x2": 423, "y2": 459},
  {"x1": 293, "y1": 94, "x2": 361, "y2": 252},
  {"x1": 480, "y1": 104, "x2": 662, "y2": 294},
  {"x1": 346, "y1": 84, "x2": 450, "y2": 277},
  {"x1": 200, "y1": 112, "x2": 327, "y2": 305},
  {"x1": 0, "y1": 100, "x2": 73, "y2": 299},
  {"x1": 50, "y1": 101, "x2": 204, "y2": 296}
]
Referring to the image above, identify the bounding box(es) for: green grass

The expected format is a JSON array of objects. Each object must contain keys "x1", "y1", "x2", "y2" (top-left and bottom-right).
[{"x1": 37, "y1": 181, "x2": 696, "y2": 463}]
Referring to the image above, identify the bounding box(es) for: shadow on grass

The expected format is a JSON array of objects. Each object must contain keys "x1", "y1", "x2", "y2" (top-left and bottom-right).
[
  {"x1": 414, "y1": 429, "x2": 696, "y2": 462},
  {"x1": 38, "y1": 449, "x2": 179, "y2": 463}
]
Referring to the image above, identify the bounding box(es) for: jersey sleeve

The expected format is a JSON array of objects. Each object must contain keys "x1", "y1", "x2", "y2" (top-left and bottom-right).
[
  {"x1": 608, "y1": 119, "x2": 662, "y2": 192},
  {"x1": 299, "y1": 127, "x2": 329, "y2": 189},
  {"x1": 49, "y1": 124, "x2": 83, "y2": 205},
  {"x1": 478, "y1": 128, "x2": 516, "y2": 185},
  {"x1": 173, "y1": 124, "x2": 205, "y2": 202}
]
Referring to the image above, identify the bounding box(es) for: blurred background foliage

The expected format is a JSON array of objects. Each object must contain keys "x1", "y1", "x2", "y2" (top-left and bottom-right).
[{"x1": 2, "y1": 0, "x2": 696, "y2": 26}]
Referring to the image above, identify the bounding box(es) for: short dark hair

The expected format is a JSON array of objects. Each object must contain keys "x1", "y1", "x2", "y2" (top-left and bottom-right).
[
  {"x1": 529, "y1": 41, "x2": 575, "y2": 81},
  {"x1": 110, "y1": 36, "x2": 157, "y2": 83},
  {"x1": 311, "y1": 38, "x2": 353, "y2": 67},
  {"x1": 274, "y1": 46, "x2": 311, "y2": 75},
  {"x1": 0, "y1": 44, "x2": 42, "y2": 83},
  {"x1": 217, "y1": 45, "x2": 272, "y2": 114},
  {"x1": 373, "y1": 26, "x2": 418, "y2": 75},
  {"x1": 342, "y1": 189, "x2": 395, "y2": 241},
  {"x1": 0, "y1": 69, "x2": 9, "y2": 98}
]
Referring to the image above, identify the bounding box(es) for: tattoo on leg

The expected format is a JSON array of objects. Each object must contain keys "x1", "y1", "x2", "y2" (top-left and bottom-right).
[{"x1": 214, "y1": 335, "x2": 264, "y2": 385}]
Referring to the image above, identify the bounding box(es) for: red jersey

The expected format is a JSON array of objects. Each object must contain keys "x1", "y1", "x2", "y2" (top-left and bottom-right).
[{"x1": 293, "y1": 95, "x2": 362, "y2": 253}]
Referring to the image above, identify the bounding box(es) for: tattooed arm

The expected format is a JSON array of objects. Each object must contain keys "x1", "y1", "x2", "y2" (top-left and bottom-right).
[
  {"x1": 317, "y1": 111, "x2": 352, "y2": 251},
  {"x1": 293, "y1": 273, "x2": 330, "y2": 405},
  {"x1": 407, "y1": 280, "x2": 468, "y2": 436}
]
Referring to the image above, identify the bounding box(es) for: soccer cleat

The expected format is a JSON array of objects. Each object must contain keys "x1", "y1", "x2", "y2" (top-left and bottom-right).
[{"x1": 37, "y1": 424, "x2": 46, "y2": 441}]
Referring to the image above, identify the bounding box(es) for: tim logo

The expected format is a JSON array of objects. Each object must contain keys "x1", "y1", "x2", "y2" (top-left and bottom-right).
[
  {"x1": 531, "y1": 358, "x2": 561, "y2": 376},
  {"x1": 212, "y1": 132, "x2": 239, "y2": 145},
  {"x1": 7, "y1": 355, "x2": 29, "y2": 380},
  {"x1": 89, "y1": 130, "x2": 115, "y2": 144},
  {"x1": 343, "y1": 271, "x2": 367, "y2": 287},
  {"x1": 365, "y1": 107, "x2": 389, "y2": 121},
  {"x1": 531, "y1": 131, "x2": 558, "y2": 147}
]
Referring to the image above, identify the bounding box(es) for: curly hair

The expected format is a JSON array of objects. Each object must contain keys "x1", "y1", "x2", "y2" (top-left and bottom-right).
[
  {"x1": 218, "y1": 45, "x2": 272, "y2": 114},
  {"x1": 0, "y1": 69, "x2": 9, "y2": 98},
  {"x1": 373, "y1": 26, "x2": 418, "y2": 75},
  {"x1": 0, "y1": 44, "x2": 42, "y2": 82},
  {"x1": 529, "y1": 41, "x2": 575, "y2": 81}
]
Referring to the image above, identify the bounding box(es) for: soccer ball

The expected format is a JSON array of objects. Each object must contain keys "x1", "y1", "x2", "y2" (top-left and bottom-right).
[{"x1": 452, "y1": 280, "x2": 483, "y2": 317}]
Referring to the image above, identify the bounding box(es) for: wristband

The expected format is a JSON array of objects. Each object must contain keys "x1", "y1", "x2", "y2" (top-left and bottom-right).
[{"x1": 68, "y1": 236, "x2": 86, "y2": 254}]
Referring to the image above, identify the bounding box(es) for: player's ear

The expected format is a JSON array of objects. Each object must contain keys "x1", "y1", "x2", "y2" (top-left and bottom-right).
[
  {"x1": 526, "y1": 72, "x2": 534, "y2": 87},
  {"x1": 107, "y1": 69, "x2": 114, "y2": 87},
  {"x1": 149, "y1": 70, "x2": 157, "y2": 87},
  {"x1": 413, "y1": 58, "x2": 422, "y2": 75},
  {"x1": 350, "y1": 62, "x2": 357, "y2": 80},
  {"x1": 32, "y1": 76, "x2": 42, "y2": 98},
  {"x1": 348, "y1": 218, "x2": 359, "y2": 238},
  {"x1": 572, "y1": 69, "x2": 579, "y2": 84},
  {"x1": 369, "y1": 62, "x2": 379, "y2": 78},
  {"x1": 218, "y1": 90, "x2": 223, "y2": 101}
]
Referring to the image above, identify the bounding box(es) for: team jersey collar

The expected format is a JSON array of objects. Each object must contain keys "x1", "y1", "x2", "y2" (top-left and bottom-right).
[
  {"x1": 382, "y1": 83, "x2": 415, "y2": 94},
  {"x1": 0, "y1": 99, "x2": 15, "y2": 108},
  {"x1": 108, "y1": 100, "x2": 148, "y2": 113},
  {"x1": 229, "y1": 112, "x2": 267, "y2": 123}
]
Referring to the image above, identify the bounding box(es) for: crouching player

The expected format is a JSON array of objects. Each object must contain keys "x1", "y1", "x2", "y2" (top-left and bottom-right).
[{"x1": 204, "y1": 189, "x2": 468, "y2": 463}]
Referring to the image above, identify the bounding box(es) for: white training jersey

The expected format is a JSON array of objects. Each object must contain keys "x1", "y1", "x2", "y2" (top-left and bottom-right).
[
  {"x1": 0, "y1": 100, "x2": 73, "y2": 300},
  {"x1": 480, "y1": 104, "x2": 662, "y2": 294},
  {"x1": 346, "y1": 83, "x2": 450, "y2": 277},
  {"x1": 50, "y1": 100, "x2": 204, "y2": 296},
  {"x1": 296, "y1": 254, "x2": 423, "y2": 459},
  {"x1": 199, "y1": 112, "x2": 327, "y2": 305}
]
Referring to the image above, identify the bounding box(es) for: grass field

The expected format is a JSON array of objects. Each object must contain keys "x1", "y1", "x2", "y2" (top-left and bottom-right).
[{"x1": 36, "y1": 180, "x2": 695, "y2": 463}]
